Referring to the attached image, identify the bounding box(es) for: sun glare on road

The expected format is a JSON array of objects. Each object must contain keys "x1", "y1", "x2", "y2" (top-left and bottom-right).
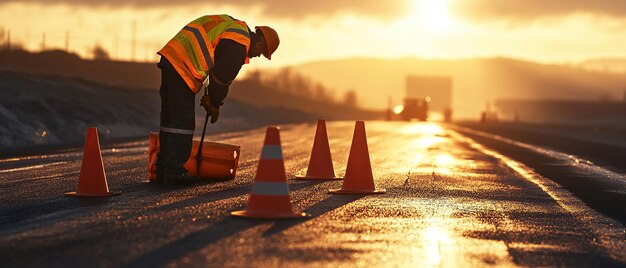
[
  {"x1": 400, "y1": 122, "x2": 444, "y2": 136},
  {"x1": 402, "y1": 123, "x2": 446, "y2": 149},
  {"x1": 434, "y1": 153, "x2": 458, "y2": 175},
  {"x1": 392, "y1": 122, "x2": 465, "y2": 175},
  {"x1": 435, "y1": 153, "x2": 456, "y2": 166},
  {"x1": 423, "y1": 225, "x2": 453, "y2": 265}
]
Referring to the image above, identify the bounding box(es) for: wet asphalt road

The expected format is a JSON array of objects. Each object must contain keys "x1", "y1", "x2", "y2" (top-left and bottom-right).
[{"x1": 1, "y1": 121, "x2": 625, "y2": 267}]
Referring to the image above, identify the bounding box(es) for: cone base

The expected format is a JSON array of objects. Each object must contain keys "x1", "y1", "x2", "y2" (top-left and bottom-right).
[
  {"x1": 295, "y1": 175, "x2": 343, "y2": 181},
  {"x1": 65, "y1": 191, "x2": 122, "y2": 197},
  {"x1": 230, "y1": 210, "x2": 311, "y2": 219},
  {"x1": 328, "y1": 188, "x2": 386, "y2": 195}
]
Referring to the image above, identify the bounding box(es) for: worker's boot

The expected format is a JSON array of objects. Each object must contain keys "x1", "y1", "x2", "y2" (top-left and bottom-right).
[
  {"x1": 164, "y1": 165, "x2": 200, "y2": 186},
  {"x1": 152, "y1": 132, "x2": 169, "y2": 184},
  {"x1": 154, "y1": 164, "x2": 165, "y2": 184},
  {"x1": 161, "y1": 131, "x2": 198, "y2": 185}
]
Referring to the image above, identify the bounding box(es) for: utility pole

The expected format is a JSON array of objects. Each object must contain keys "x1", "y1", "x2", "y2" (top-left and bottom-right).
[
  {"x1": 41, "y1": 32, "x2": 46, "y2": 51},
  {"x1": 6, "y1": 30, "x2": 10, "y2": 51},
  {"x1": 131, "y1": 20, "x2": 136, "y2": 61},
  {"x1": 65, "y1": 31, "x2": 70, "y2": 52},
  {"x1": 114, "y1": 34, "x2": 119, "y2": 60},
  {"x1": 386, "y1": 95, "x2": 393, "y2": 121},
  {"x1": 25, "y1": 28, "x2": 30, "y2": 50}
]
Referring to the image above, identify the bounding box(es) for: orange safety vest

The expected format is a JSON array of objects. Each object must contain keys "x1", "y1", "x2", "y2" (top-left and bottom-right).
[{"x1": 158, "y1": 15, "x2": 251, "y2": 93}]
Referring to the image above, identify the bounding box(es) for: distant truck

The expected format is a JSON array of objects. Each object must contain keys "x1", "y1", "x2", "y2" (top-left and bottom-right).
[
  {"x1": 386, "y1": 75, "x2": 453, "y2": 122},
  {"x1": 401, "y1": 97, "x2": 429, "y2": 121},
  {"x1": 406, "y1": 75, "x2": 452, "y2": 113}
]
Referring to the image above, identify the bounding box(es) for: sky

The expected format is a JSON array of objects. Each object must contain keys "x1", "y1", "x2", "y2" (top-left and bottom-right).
[{"x1": 1, "y1": 0, "x2": 626, "y2": 68}]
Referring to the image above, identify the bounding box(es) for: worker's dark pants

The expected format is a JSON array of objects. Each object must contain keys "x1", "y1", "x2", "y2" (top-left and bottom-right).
[{"x1": 155, "y1": 58, "x2": 195, "y2": 175}]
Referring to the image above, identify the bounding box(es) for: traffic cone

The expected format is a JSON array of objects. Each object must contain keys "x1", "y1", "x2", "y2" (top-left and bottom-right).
[
  {"x1": 329, "y1": 121, "x2": 386, "y2": 194},
  {"x1": 296, "y1": 119, "x2": 342, "y2": 180},
  {"x1": 66, "y1": 127, "x2": 121, "y2": 197},
  {"x1": 231, "y1": 127, "x2": 310, "y2": 219}
]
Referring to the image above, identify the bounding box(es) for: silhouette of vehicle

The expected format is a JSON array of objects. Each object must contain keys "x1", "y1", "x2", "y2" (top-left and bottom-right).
[{"x1": 401, "y1": 97, "x2": 429, "y2": 121}]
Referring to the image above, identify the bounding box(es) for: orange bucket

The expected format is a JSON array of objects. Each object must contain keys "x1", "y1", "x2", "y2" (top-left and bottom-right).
[{"x1": 148, "y1": 132, "x2": 240, "y2": 181}]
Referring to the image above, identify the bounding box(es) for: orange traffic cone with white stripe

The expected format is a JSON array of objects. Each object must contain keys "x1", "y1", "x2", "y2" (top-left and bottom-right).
[
  {"x1": 297, "y1": 119, "x2": 342, "y2": 180},
  {"x1": 329, "y1": 121, "x2": 386, "y2": 194},
  {"x1": 231, "y1": 127, "x2": 310, "y2": 219},
  {"x1": 66, "y1": 127, "x2": 121, "y2": 197}
]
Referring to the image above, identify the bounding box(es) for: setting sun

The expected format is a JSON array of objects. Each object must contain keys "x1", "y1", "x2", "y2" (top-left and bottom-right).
[{"x1": 418, "y1": 0, "x2": 455, "y2": 32}]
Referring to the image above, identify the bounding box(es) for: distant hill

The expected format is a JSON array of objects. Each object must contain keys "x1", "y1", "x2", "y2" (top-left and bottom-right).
[
  {"x1": 229, "y1": 72, "x2": 380, "y2": 120},
  {"x1": 0, "y1": 50, "x2": 381, "y2": 134},
  {"x1": 0, "y1": 49, "x2": 160, "y2": 90},
  {"x1": 0, "y1": 71, "x2": 325, "y2": 149},
  {"x1": 0, "y1": 50, "x2": 381, "y2": 149},
  {"x1": 5, "y1": 49, "x2": 622, "y2": 120},
  {"x1": 292, "y1": 57, "x2": 626, "y2": 118},
  {"x1": 579, "y1": 58, "x2": 626, "y2": 73}
]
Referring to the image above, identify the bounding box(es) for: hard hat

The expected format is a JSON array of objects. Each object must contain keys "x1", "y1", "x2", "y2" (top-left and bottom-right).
[{"x1": 255, "y1": 26, "x2": 279, "y2": 60}]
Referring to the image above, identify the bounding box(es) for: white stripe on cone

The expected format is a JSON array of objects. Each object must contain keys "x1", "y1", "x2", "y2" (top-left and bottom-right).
[{"x1": 251, "y1": 181, "x2": 290, "y2": 196}]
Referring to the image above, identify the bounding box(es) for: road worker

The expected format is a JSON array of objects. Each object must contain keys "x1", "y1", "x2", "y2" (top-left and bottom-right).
[{"x1": 155, "y1": 14, "x2": 279, "y2": 185}]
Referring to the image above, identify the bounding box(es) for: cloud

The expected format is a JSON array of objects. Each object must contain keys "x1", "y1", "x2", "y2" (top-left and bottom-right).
[
  {"x1": 4, "y1": 0, "x2": 413, "y2": 20},
  {"x1": 451, "y1": 0, "x2": 626, "y2": 22}
]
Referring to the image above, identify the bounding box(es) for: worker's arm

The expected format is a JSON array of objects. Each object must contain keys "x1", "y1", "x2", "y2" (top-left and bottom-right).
[{"x1": 206, "y1": 39, "x2": 247, "y2": 107}]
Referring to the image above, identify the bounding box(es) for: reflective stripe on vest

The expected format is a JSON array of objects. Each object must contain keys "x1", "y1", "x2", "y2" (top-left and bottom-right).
[
  {"x1": 158, "y1": 14, "x2": 251, "y2": 93},
  {"x1": 182, "y1": 25, "x2": 214, "y2": 70}
]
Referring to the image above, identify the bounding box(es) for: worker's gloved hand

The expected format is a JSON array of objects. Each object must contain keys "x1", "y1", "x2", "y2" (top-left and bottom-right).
[{"x1": 200, "y1": 95, "x2": 220, "y2": 124}]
